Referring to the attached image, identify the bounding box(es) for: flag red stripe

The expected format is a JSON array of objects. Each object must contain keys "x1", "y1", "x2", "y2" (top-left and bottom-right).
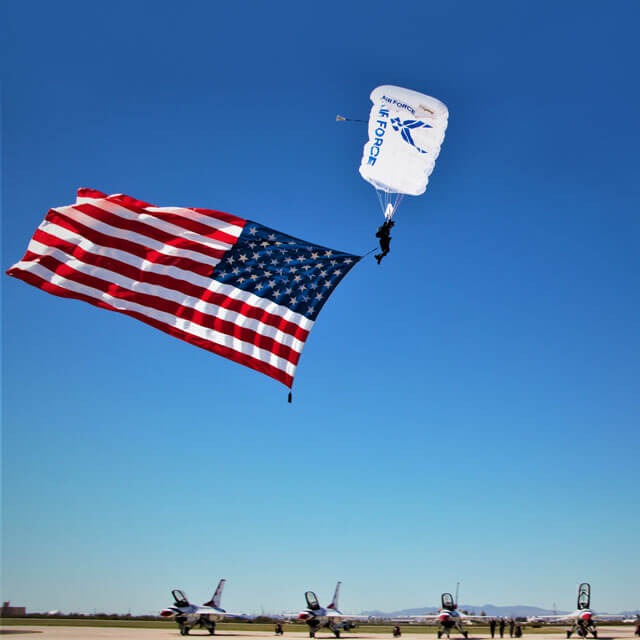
[{"x1": 7, "y1": 267, "x2": 293, "y2": 387}]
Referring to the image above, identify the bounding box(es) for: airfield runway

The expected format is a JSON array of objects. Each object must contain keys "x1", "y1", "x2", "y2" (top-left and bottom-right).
[{"x1": 1, "y1": 628, "x2": 637, "y2": 640}]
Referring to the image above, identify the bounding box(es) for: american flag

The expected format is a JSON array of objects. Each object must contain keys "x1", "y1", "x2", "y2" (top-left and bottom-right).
[{"x1": 6, "y1": 189, "x2": 361, "y2": 388}]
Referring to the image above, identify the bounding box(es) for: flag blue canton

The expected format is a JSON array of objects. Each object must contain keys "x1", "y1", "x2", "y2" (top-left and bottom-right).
[{"x1": 212, "y1": 222, "x2": 360, "y2": 321}]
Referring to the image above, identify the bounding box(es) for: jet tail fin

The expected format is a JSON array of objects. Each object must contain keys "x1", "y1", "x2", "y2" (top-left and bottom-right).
[
  {"x1": 327, "y1": 581, "x2": 342, "y2": 610},
  {"x1": 204, "y1": 579, "x2": 226, "y2": 608}
]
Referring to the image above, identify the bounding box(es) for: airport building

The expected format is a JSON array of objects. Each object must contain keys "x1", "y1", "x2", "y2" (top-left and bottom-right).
[{"x1": 1, "y1": 601, "x2": 26, "y2": 617}]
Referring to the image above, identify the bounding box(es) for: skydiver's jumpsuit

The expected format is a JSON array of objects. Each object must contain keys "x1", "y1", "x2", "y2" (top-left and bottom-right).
[{"x1": 375, "y1": 220, "x2": 395, "y2": 264}]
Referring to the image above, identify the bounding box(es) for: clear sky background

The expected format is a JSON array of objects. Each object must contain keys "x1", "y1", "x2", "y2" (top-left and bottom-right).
[{"x1": 2, "y1": 0, "x2": 639, "y2": 617}]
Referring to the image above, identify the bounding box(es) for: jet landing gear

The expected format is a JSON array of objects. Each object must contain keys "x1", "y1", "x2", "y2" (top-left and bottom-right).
[
  {"x1": 206, "y1": 620, "x2": 216, "y2": 635},
  {"x1": 332, "y1": 628, "x2": 341, "y2": 639},
  {"x1": 568, "y1": 625, "x2": 597, "y2": 639},
  {"x1": 179, "y1": 623, "x2": 189, "y2": 635}
]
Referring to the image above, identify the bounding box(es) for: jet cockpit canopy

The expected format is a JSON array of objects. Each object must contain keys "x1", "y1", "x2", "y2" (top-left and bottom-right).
[
  {"x1": 577, "y1": 583, "x2": 591, "y2": 610},
  {"x1": 172, "y1": 590, "x2": 189, "y2": 607},
  {"x1": 442, "y1": 593, "x2": 456, "y2": 611},
  {"x1": 305, "y1": 591, "x2": 321, "y2": 610}
]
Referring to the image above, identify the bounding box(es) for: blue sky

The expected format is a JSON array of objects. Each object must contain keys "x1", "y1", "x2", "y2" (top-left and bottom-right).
[{"x1": 2, "y1": 0, "x2": 639, "y2": 616}]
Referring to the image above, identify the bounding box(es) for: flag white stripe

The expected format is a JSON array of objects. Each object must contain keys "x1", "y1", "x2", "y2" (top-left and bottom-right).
[
  {"x1": 24, "y1": 240, "x2": 308, "y2": 354},
  {"x1": 14, "y1": 259, "x2": 300, "y2": 378}
]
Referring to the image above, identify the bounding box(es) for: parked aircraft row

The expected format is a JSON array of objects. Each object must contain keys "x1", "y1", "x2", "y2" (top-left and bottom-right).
[{"x1": 160, "y1": 581, "x2": 636, "y2": 638}]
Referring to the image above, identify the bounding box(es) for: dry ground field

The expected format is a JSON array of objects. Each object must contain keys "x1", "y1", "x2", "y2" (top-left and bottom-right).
[{"x1": 0, "y1": 625, "x2": 637, "y2": 640}]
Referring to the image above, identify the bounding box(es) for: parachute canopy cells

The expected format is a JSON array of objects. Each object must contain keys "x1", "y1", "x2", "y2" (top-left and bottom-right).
[{"x1": 359, "y1": 86, "x2": 448, "y2": 218}]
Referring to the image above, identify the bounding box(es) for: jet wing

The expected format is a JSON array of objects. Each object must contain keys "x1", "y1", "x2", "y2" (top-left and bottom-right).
[
  {"x1": 195, "y1": 606, "x2": 253, "y2": 620},
  {"x1": 527, "y1": 615, "x2": 573, "y2": 623},
  {"x1": 401, "y1": 615, "x2": 441, "y2": 624},
  {"x1": 325, "y1": 611, "x2": 370, "y2": 621}
]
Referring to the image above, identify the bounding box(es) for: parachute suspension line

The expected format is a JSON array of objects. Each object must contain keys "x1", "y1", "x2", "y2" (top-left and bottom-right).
[{"x1": 375, "y1": 190, "x2": 404, "y2": 220}]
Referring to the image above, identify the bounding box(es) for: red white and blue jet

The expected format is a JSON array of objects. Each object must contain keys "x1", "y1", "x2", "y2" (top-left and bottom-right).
[
  {"x1": 160, "y1": 580, "x2": 249, "y2": 636},
  {"x1": 297, "y1": 582, "x2": 369, "y2": 638},
  {"x1": 404, "y1": 591, "x2": 492, "y2": 638},
  {"x1": 527, "y1": 583, "x2": 630, "y2": 638}
]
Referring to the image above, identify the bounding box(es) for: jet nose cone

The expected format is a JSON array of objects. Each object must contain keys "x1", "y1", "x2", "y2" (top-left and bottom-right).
[
  {"x1": 160, "y1": 609, "x2": 175, "y2": 618},
  {"x1": 299, "y1": 612, "x2": 311, "y2": 621},
  {"x1": 439, "y1": 614, "x2": 450, "y2": 622},
  {"x1": 581, "y1": 613, "x2": 592, "y2": 621}
]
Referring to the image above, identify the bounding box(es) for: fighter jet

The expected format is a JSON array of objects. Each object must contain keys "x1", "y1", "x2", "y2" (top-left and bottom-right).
[
  {"x1": 160, "y1": 579, "x2": 248, "y2": 636},
  {"x1": 527, "y1": 583, "x2": 629, "y2": 638},
  {"x1": 297, "y1": 582, "x2": 369, "y2": 638},
  {"x1": 404, "y1": 589, "x2": 492, "y2": 638}
]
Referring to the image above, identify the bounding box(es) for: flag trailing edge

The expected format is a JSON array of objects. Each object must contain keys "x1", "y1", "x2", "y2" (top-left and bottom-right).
[{"x1": 6, "y1": 189, "x2": 362, "y2": 388}]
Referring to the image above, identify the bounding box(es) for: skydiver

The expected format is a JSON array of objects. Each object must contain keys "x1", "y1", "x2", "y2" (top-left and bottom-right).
[{"x1": 375, "y1": 219, "x2": 395, "y2": 264}]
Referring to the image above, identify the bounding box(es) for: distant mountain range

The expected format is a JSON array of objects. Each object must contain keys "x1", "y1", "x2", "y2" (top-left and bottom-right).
[{"x1": 359, "y1": 605, "x2": 639, "y2": 618}]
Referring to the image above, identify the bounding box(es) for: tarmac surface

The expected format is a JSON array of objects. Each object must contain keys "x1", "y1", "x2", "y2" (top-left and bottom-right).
[{"x1": 0, "y1": 628, "x2": 637, "y2": 640}]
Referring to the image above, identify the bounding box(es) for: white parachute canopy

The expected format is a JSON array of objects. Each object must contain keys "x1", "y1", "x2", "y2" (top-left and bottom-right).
[{"x1": 358, "y1": 85, "x2": 448, "y2": 219}]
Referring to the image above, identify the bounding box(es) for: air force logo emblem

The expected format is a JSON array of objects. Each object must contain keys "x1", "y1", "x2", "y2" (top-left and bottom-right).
[{"x1": 390, "y1": 117, "x2": 432, "y2": 154}]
